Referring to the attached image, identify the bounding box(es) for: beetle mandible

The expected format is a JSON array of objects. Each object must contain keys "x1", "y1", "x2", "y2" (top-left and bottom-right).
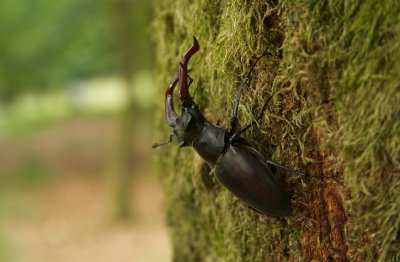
[{"x1": 154, "y1": 37, "x2": 305, "y2": 217}]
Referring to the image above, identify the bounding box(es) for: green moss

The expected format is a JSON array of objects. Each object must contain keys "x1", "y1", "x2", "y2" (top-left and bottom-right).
[
  {"x1": 280, "y1": 0, "x2": 400, "y2": 260},
  {"x1": 153, "y1": 0, "x2": 400, "y2": 260}
]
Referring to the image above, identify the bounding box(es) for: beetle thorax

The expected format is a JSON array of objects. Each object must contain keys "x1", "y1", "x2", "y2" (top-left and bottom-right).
[
  {"x1": 192, "y1": 123, "x2": 226, "y2": 165},
  {"x1": 173, "y1": 104, "x2": 227, "y2": 165}
]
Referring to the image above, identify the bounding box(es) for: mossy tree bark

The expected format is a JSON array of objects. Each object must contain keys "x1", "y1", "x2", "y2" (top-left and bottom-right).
[{"x1": 153, "y1": 0, "x2": 400, "y2": 261}]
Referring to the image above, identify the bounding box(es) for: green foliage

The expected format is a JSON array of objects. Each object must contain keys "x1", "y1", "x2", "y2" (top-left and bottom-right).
[
  {"x1": 153, "y1": 0, "x2": 400, "y2": 261},
  {"x1": 0, "y1": 0, "x2": 113, "y2": 98},
  {"x1": 0, "y1": 0, "x2": 153, "y2": 101}
]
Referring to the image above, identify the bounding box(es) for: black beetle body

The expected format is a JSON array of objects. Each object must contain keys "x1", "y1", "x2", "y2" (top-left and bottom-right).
[
  {"x1": 154, "y1": 37, "x2": 303, "y2": 217},
  {"x1": 215, "y1": 144, "x2": 291, "y2": 216}
]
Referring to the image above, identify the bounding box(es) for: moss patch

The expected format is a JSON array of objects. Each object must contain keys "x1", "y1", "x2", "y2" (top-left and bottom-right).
[{"x1": 152, "y1": 0, "x2": 400, "y2": 261}]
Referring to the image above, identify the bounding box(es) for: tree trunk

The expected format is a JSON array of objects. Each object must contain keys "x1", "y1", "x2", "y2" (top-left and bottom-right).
[
  {"x1": 109, "y1": 0, "x2": 136, "y2": 219},
  {"x1": 153, "y1": 0, "x2": 400, "y2": 261}
]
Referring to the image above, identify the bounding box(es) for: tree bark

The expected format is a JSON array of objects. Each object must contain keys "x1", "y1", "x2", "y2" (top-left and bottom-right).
[{"x1": 153, "y1": 0, "x2": 400, "y2": 261}]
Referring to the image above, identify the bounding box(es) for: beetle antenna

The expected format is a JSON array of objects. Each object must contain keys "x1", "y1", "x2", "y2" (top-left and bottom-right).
[
  {"x1": 152, "y1": 134, "x2": 174, "y2": 149},
  {"x1": 229, "y1": 93, "x2": 275, "y2": 142}
]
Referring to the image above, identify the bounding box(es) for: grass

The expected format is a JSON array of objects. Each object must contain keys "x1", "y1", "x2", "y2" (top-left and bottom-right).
[{"x1": 152, "y1": 0, "x2": 400, "y2": 261}]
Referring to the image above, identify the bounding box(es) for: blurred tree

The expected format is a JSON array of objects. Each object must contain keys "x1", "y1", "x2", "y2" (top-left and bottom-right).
[
  {"x1": 107, "y1": 0, "x2": 153, "y2": 218},
  {"x1": 108, "y1": 0, "x2": 132, "y2": 218},
  {"x1": 0, "y1": 0, "x2": 154, "y2": 219}
]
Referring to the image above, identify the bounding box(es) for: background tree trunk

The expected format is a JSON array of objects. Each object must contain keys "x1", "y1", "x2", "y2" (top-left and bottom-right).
[
  {"x1": 153, "y1": 0, "x2": 400, "y2": 261},
  {"x1": 108, "y1": 0, "x2": 136, "y2": 219},
  {"x1": 108, "y1": 0, "x2": 153, "y2": 219}
]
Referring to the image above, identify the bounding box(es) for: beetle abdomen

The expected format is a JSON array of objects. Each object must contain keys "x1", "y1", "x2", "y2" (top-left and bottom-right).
[{"x1": 215, "y1": 144, "x2": 291, "y2": 217}]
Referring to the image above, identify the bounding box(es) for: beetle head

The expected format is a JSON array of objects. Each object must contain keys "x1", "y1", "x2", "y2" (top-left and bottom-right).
[
  {"x1": 173, "y1": 104, "x2": 206, "y2": 147},
  {"x1": 154, "y1": 37, "x2": 203, "y2": 149}
]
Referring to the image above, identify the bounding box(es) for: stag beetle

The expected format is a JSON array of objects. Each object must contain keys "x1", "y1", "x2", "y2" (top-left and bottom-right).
[{"x1": 153, "y1": 37, "x2": 305, "y2": 217}]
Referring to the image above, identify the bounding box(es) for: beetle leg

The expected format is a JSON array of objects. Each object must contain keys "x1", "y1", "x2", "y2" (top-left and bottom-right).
[
  {"x1": 266, "y1": 160, "x2": 307, "y2": 177},
  {"x1": 179, "y1": 37, "x2": 200, "y2": 104},
  {"x1": 229, "y1": 53, "x2": 271, "y2": 134},
  {"x1": 165, "y1": 73, "x2": 180, "y2": 127},
  {"x1": 229, "y1": 93, "x2": 274, "y2": 142}
]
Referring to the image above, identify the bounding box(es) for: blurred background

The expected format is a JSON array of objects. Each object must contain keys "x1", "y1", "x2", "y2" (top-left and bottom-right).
[{"x1": 0, "y1": 0, "x2": 171, "y2": 261}]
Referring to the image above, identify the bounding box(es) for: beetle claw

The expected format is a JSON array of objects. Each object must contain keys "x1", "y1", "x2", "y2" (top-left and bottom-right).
[
  {"x1": 165, "y1": 73, "x2": 180, "y2": 127},
  {"x1": 179, "y1": 37, "x2": 200, "y2": 103}
]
